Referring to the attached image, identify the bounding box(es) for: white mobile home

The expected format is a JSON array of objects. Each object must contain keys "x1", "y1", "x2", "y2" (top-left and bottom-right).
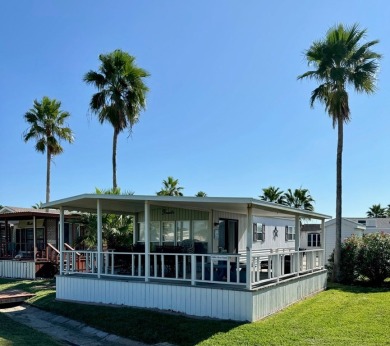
[{"x1": 44, "y1": 194, "x2": 330, "y2": 322}]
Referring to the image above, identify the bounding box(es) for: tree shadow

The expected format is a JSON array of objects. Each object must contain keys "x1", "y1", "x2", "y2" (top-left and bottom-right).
[{"x1": 327, "y1": 281, "x2": 390, "y2": 294}]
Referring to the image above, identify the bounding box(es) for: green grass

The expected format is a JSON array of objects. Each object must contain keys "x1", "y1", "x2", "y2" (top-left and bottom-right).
[
  {"x1": 0, "y1": 279, "x2": 389, "y2": 345},
  {"x1": 0, "y1": 308, "x2": 61, "y2": 346}
]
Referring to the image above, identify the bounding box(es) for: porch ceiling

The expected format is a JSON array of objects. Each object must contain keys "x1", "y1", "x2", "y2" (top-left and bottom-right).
[{"x1": 43, "y1": 194, "x2": 331, "y2": 220}]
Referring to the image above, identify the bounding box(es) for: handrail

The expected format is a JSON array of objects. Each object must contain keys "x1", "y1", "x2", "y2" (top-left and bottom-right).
[
  {"x1": 47, "y1": 243, "x2": 60, "y2": 254},
  {"x1": 64, "y1": 243, "x2": 81, "y2": 256}
]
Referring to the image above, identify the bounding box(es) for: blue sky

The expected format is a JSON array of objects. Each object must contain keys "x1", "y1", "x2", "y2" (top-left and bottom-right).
[{"x1": 0, "y1": 1, "x2": 389, "y2": 218}]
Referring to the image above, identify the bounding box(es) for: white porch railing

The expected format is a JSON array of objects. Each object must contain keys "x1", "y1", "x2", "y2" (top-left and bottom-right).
[{"x1": 60, "y1": 248, "x2": 324, "y2": 289}]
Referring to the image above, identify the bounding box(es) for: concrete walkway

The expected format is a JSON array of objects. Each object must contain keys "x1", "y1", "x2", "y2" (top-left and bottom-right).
[{"x1": 0, "y1": 303, "x2": 158, "y2": 346}]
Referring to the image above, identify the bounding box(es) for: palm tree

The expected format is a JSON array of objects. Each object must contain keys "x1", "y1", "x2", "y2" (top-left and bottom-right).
[
  {"x1": 298, "y1": 23, "x2": 381, "y2": 282},
  {"x1": 284, "y1": 188, "x2": 315, "y2": 211},
  {"x1": 32, "y1": 202, "x2": 43, "y2": 209},
  {"x1": 366, "y1": 204, "x2": 386, "y2": 218},
  {"x1": 157, "y1": 176, "x2": 184, "y2": 196},
  {"x1": 195, "y1": 191, "x2": 207, "y2": 197},
  {"x1": 83, "y1": 49, "x2": 149, "y2": 189},
  {"x1": 95, "y1": 187, "x2": 134, "y2": 195},
  {"x1": 260, "y1": 186, "x2": 286, "y2": 205},
  {"x1": 23, "y1": 97, "x2": 74, "y2": 203}
]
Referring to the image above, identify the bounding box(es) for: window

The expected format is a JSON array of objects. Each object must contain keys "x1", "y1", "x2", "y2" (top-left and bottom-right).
[
  {"x1": 193, "y1": 220, "x2": 208, "y2": 242},
  {"x1": 138, "y1": 222, "x2": 145, "y2": 242},
  {"x1": 162, "y1": 221, "x2": 175, "y2": 243},
  {"x1": 176, "y1": 221, "x2": 190, "y2": 243},
  {"x1": 138, "y1": 222, "x2": 161, "y2": 243},
  {"x1": 253, "y1": 223, "x2": 265, "y2": 242},
  {"x1": 308, "y1": 233, "x2": 321, "y2": 247},
  {"x1": 150, "y1": 221, "x2": 160, "y2": 243},
  {"x1": 285, "y1": 226, "x2": 295, "y2": 241}
]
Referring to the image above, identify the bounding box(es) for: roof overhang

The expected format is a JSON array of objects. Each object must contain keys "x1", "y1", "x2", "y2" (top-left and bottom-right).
[{"x1": 43, "y1": 194, "x2": 331, "y2": 220}]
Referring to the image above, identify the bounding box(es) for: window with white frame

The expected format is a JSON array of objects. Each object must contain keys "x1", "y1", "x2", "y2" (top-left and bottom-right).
[
  {"x1": 176, "y1": 221, "x2": 190, "y2": 243},
  {"x1": 162, "y1": 221, "x2": 175, "y2": 243},
  {"x1": 138, "y1": 222, "x2": 160, "y2": 243},
  {"x1": 253, "y1": 223, "x2": 265, "y2": 242},
  {"x1": 308, "y1": 233, "x2": 321, "y2": 247},
  {"x1": 138, "y1": 222, "x2": 145, "y2": 242},
  {"x1": 150, "y1": 221, "x2": 160, "y2": 243},
  {"x1": 285, "y1": 226, "x2": 295, "y2": 241},
  {"x1": 193, "y1": 220, "x2": 208, "y2": 242}
]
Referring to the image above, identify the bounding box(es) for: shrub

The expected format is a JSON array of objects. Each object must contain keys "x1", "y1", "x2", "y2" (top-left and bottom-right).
[
  {"x1": 357, "y1": 232, "x2": 390, "y2": 285},
  {"x1": 328, "y1": 232, "x2": 390, "y2": 286},
  {"x1": 327, "y1": 234, "x2": 361, "y2": 284}
]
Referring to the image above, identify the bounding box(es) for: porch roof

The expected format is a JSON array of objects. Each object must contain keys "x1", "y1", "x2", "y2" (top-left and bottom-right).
[{"x1": 43, "y1": 194, "x2": 331, "y2": 220}]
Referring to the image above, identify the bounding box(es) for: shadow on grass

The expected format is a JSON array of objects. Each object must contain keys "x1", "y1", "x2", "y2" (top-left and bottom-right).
[{"x1": 327, "y1": 280, "x2": 390, "y2": 294}]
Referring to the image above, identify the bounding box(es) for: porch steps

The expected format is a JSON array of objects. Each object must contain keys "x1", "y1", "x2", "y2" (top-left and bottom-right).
[{"x1": 0, "y1": 290, "x2": 35, "y2": 305}]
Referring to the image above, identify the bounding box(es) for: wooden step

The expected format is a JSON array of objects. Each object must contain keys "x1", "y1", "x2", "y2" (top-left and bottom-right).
[{"x1": 0, "y1": 290, "x2": 35, "y2": 305}]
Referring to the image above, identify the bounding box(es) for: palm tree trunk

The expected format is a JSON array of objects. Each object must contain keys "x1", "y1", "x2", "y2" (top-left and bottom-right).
[
  {"x1": 333, "y1": 117, "x2": 343, "y2": 282},
  {"x1": 112, "y1": 128, "x2": 118, "y2": 189},
  {"x1": 46, "y1": 149, "x2": 51, "y2": 204}
]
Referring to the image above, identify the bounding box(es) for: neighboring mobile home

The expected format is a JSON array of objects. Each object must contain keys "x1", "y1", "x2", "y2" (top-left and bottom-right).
[
  {"x1": 44, "y1": 194, "x2": 330, "y2": 322},
  {"x1": 0, "y1": 207, "x2": 81, "y2": 279},
  {"x1": 301, "y1": 218, "x2": 365, "y2": 264}
]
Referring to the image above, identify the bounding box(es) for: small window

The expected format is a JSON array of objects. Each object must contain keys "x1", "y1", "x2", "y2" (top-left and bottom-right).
[
  {"x1": 285, "y1": 226, "x2": 295, "y2": 241},
  {"x1": 308, "y1": 233, "x2": 321, "y2": 247},
  {"x1": 253, "y1": 223, "x2": 265, "y2": 242}
]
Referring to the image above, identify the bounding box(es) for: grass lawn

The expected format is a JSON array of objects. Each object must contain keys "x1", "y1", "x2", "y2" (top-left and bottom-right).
[
  {"x1": 0, "y1": 278, "x2": 389, "y2": 345},
  {"x1": 0, "y1": 309, "x2": 61, "y2": 346}
]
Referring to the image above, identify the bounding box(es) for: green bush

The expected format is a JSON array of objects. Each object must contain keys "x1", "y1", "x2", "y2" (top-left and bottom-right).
[
  {"x1": 357, "y1": 232, "x2": 390, "y2": 285},
  {"x1": 327, "y1": 234, "x2": 361, "y2": 284},
  {"x1": 328, "y1": 232, "x2": 390, "y2": 286}
]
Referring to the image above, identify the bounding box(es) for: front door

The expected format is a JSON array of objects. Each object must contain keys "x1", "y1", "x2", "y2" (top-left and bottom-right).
[{"x1": 218, "y1": 219, "x2": 238, "y2": 253}]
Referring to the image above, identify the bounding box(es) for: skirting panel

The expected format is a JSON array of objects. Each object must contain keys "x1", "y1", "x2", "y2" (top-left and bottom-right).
[
  {"x1": 0, "y1": 260, "x2": 35, "y2": 279},
  {"x1": 56, "y1": 270, "x2": 327, "y2": 322},
  {"x1": 251, "y1": 270, "x2": 327, "y2": 320}
]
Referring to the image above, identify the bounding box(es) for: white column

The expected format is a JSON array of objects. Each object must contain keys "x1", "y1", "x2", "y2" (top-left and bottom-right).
[
  {"x1": 59, "y1": 207, "x2": 64, "y2": 275},
  {"x1": 33, "y1": 216, "x2": 36, "y2": 261},
  {"x1": 295, "y1": 215, "x2": 300, "y2": 274},
  {"x1": 246, "y1": 205, "x2": 253, "y2": 290},
  {"x1": 144, "y1": 201, "x2": 150, "y2": 282},
  {"x1": 97, "y1": 199, "x2": 102, "y2": 279}
]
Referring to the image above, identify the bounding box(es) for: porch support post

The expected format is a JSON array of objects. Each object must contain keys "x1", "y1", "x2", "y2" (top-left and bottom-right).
[
  {"x1": 144, "y1": 201, "x2": 150, "y2": 282},
  {"x1": 321, "y1": 219, "x2": 325, "y2": 267},
  {"x1": 246, "y1": 204, "x2": 253, "y2": 290},
  {"x1": 59, "y1": 207, "x2": 64, "y2": 275},
  {"x1": 295, "y1": 215, "x2": 300, "y2": 274},
  {"x1": 33, "y1": 216, "x2": 36, "y2": 261},
  {"x1": 4, "y1": 219, "x2": 9, "y2": 256},
  {"x1": 97, "y1": 199, "x2": 102, "y2": 279}
]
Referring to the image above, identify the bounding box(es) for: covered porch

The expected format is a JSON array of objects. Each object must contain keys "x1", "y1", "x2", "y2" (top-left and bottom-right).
[{"x1": 44, "y1": 195, "x2": 330, "y2": 321}]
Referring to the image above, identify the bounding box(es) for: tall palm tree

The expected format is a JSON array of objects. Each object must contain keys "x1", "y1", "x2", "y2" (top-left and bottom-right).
[
  {"x1": 260, "y1": 186, "x2": 286, "y2": 205},
  {"x1": 366, "y1": 204, "x2": 386, "y2": 218},
  {"x1": 298, "y1": 23, "x2": 381, "y2": 282},
  {"x1": 284, "y1": 188, "x2": 315, "y2": 211},
  {"x1": 84, "y1": 49, "x2": 149, "y2": 189},
  {"x1": 23, "y1": 97, "x2": 74, "y2": 203},
  {"x1": 195, "y1": 191, "x2": 207, "y2": 197},
  {"x1": 157, "y1": 176, "x2": 184, "y2": 196}
]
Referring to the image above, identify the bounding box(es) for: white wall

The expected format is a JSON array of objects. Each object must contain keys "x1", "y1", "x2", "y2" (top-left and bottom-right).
[
  {"x1": 324, "y1": 221, "x2": 363, "y2": 262},
  {"x1": 252, "y1": 217, "x2": 295, "y2": 251}
]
